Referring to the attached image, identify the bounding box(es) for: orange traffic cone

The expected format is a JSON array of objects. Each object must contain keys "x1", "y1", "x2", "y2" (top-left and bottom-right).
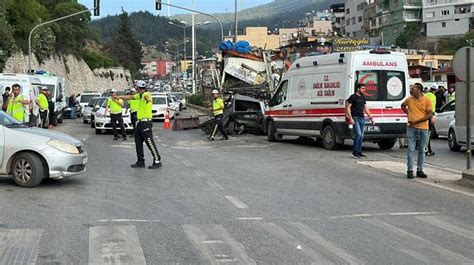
[{"x1": 163, "y1": 110, "x2": 171, "y2": 129}]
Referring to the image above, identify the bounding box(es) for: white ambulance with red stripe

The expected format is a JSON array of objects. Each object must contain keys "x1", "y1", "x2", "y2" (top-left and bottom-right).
[{"x1": 264, "y1": 49, "x2": 409, "y2": 150}]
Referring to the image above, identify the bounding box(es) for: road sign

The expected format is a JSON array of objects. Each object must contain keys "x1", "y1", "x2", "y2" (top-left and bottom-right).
[{"x1": 453, "y1": 47, "x2": 474, "y2": 81}]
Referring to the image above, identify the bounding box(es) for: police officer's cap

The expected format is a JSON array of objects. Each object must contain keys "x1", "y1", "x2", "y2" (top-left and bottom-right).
[
  {"x1": 136, "y1": 80, "x2": 147, "y2": 88},
  {"x1": 212, "y1": 89, "x2": 219, "y2": 94}
]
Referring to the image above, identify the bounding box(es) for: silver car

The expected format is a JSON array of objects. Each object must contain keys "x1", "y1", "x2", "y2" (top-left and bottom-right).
[
  {"x1": 82, "y1": 97, "x2": 102, "y2": 124},
  {"x1": 0, "y1": 111, "x2": 88, "y2": 187}
]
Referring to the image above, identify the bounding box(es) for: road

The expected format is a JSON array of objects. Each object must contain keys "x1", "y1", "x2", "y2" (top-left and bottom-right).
[{"x1": 0, "y1": 109, "x2": 473, "y2": 264}]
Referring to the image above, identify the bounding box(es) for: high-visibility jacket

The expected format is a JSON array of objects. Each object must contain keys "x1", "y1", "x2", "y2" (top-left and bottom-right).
[
  {"x1": 7, "y1": 95, "x2": 26, "y2": 122},
  {"x1": 425, "y1": 92, "x2": 436, "y2": 111},
  {"x1": 107, "y1": 98, "x2": 123, "y2": 114},
  {"x1": 212, "y1": 98, "x2": 224, "y2": 116},
  {"x1": 133, "y1": 92, "x2": 152, "y2": 120},
  {"x1": 37, "y1": 93, "x2": 49, "y2": 111},
  {"x1": 448, "y1": 92, "x2": 455, "y2": 103},
  {"x1": 129, "y1": 99, "x2": 139, "y2": 113}
]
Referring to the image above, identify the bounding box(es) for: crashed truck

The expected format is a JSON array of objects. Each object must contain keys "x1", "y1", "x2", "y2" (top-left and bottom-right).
[{"x1": 200, "y1": 42, "x2": 276, "y2": 135}]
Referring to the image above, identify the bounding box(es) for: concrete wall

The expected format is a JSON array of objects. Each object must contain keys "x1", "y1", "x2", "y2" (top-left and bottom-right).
[{"x1": 3, "y1": 53, "x2": 131, "y2": 95}]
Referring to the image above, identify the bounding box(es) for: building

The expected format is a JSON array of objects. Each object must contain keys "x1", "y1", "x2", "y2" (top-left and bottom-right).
[
  {"x1": 141, "y1": 60, "x2": 158, "y2": 78},
  {"x1": 141, "y1": 59, "x2": 175, "y2": 78},
  {"x1": 279, "y1": 28, "x2": 299, "y2": 47},
  {"x1": 345, "y1": 0, "x2": 368, "y2": 38},
  {"x1": 364, "y1": 0, "x2": 383, "y2": 45},
  {"x1": 330, "y1": 3, "x2": 346, "y2": 36},
  {"x1": 381, "y1": 0, "x2": 422, "y2": 45},
  {"x1": 236, "y1": 27, "x2": 280, "y2": 50},
  {"x1": 423, "y1": 0, "x2": 474, "y2": 37},
  {"x1": 407, "y1": 53, "x2": 454, "y2": 82}
]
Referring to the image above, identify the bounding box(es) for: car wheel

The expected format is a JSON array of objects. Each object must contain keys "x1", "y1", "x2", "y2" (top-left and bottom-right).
[
  {"x1": 83, "y1": 119, "x2": 88, "y2": 124},
  {"x1": 91, "y1": 119, "x2": 95, "y2": 128},
  {"x1": 448, "y1": 129, "x2": 461, "y2": 152},
  {"x1": 377, "y1": 139, "x2": 397, "y2": 150},
  {"x1": 322, "y1": 125, "x2": 340, "y2": 150},
  {"x1": 95, "y1": 129, "x2": 102, "y2": 135},
  {"x1": 11, "y1": 153, "x2": 44, "y2": 188},
  {"x1": 267, "y1": 121, "x2": 282, "y2": 142},
  {"x1": 227, "y1": 121, "x2": 236, "y2": 135},
  {"x1": 57, "y1": 114, "x2": 63, "y2": 124}
]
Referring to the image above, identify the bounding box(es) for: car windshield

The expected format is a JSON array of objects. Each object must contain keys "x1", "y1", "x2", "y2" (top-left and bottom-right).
[
  {"x1": 87, "y1": 97, "x2": 100, "y2": 107},
  {"x1": 81, "y1": 94, "x2": 99, "y2": 103},
  {"x1": 32, "y1": 83, "x2": 55, "y2": 93},
  {"x1": 96, "y1": 98, "x2": 107, "y2": 107},
  {"x1": 0, "y1": 111, "x2": 26, "y2": 128},
  {"x1": 153, "y1": 97, "x2": 166, "y2": 105}
]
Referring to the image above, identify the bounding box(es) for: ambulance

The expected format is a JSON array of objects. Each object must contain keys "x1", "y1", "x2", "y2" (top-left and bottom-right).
[{"x1": 264, "y1": 49, "x2": 409, "y2": 150}]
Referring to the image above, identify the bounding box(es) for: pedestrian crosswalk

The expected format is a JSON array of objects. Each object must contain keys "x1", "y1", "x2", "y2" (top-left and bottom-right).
[{"x1": 0, "y1": 215, "x2": 473, "y2": 264}]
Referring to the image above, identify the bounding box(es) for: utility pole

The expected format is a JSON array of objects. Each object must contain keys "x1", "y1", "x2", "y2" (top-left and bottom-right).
[
  {"x1": 192, "y1": 0, "x2": 196, "y2": 94},
  {"x1": 234, "y1": 0, "x2": 238, "y2": 42}
]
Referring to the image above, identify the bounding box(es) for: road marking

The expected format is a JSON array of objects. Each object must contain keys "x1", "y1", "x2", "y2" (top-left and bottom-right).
[
  {"x1": 362, "y1": 218, "x2": 473, "y2": 264},
  {"x1": 97, "y1": 219, "x2": 161, "y2": 223},
  {"x1": 173, "y1": 154, "x2": 184, "y2": 160},
  {"x1": 288, "y1": 222, "x2": 362, "y2": 264},
  {"x1": 0, "y1": 229, "x2": 43, "y2": 265},
  {"x1": 259, "y1": 222, "x2": 343, "y2": 264},
  {"x1": 207, "y1": 181, "x2": 225, "y2": 191},
  {"x1": 236, "y1": 217, "x2": 263, "y2": 220},
  {"x1": 88, "y1": 225, "x2": 146, "y2": 265},
  {"x1": 182, "y1": 160, "x2": 192, "y2": 167},
  {"x1": 225, "y1": 196, "x2": 249, "y2": 209},
  {"x1": 416, "y1": 215, "x2": 474, "y2": 240},
  {"x1": 109, "y1": 145, "x2": 133, "y2": 149},
  {"x1": 330, "y1": 212, "x2": 438, "y2": 219},
  {"x1": 183, "y1": 224, "x2": 256, "y2": 264},
  {"x1": 195, "y1": 170, "x2": 205, "y2": 177}
]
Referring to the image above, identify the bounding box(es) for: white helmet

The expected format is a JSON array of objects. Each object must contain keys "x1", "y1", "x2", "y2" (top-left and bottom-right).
[
  {"x1": 212, "y1": 89, "x2": 219, "y2": 94},
  {"x1": 136, "y1": 80, "x2": 146, "y2": 88}
]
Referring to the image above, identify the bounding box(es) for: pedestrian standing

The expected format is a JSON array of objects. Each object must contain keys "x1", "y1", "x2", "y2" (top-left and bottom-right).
[
  {"x1": 128, "y1": 87, "x2": 138, "y2": 137},
  {"x1": 2, "y1": 87, "x2": 11, "y2": 111},
  {"x1": 105, "y1": 89, "x2": 127, "y2": 141},
  {"x1": 36, "y1": 87, "x2": 49, "y2": 129},
  {"x1": 47, "y1": 91, "x2": 57, "y2": 128},
  {"x1": 447, "y1": 85, "x2": 455, "y2": 102},
  {"x1": 401, "y1": 83, "x2": 433, "y2": 179},
  {"x1": 119, "y1": 80, "x2": 162, "y2": 169},
  {"x1": 208, "y1": 89, "x2": 228, "y2": 141},
  {"x1": 68, "y1": 93, "x2": 77, "y2": 119},
  {"x1": 7, "y1": 84, "x2": 30, "y2": 123},
  {"x1": 345, "y1": 84, "x2": 374, "y2": 158},
  {"x1": 424, "y1": 84, "x2": 437, "y2": 156}
]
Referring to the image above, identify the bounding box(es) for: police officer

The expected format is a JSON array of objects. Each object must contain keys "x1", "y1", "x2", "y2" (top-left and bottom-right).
[
  {"x1": 36, "y1": 86, "x2": 49, "y2": 128},
  {"x1": 208, "y1": 89, "x2": 228, "y2": 141},
  {"x1": 119, "y1": 81, "x2": 162, "y2": 169},
  {"x1": 105, "y1": 89, "x2": 127, "y2": 140},
  {"x1": 128, "y1": 87, "x2": 138, "y2": 137},
  {"x1": 7, "y1": 84, "x2": 30, "y2": 123}
]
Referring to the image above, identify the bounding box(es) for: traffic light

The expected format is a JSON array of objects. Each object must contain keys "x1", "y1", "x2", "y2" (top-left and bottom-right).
[
  {"x1": 156, "y1": 0, "x2": 162, "y2": 10},
  {"x1": 94, "y1": 0, "x2": 100, "y2": 16}
]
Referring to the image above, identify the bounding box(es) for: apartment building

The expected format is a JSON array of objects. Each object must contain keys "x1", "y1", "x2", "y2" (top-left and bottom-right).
[
  {"x1": 345, "y1": 0, "x2": 368, "y2": 38},
  {"x1": 236, "y1": 27, "x2": 280, "y2": 50},
  {"x1": 364, "y1": 0, "x2": 384, "y2": 45},
  {"x1": 331, "y1": 3, "x2": 346, "y2": 36},
  {"x1": 423, "y1": 0, "x2": 474, "y2": 37},
  {"x1": 381, "y1": 0, "x2": 422, "y2": 45}
]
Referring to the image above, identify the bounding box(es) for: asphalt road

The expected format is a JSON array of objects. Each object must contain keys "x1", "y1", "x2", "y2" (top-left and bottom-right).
[{"x1": 0, "y1": 110, "x2": 473, "y2": 264}]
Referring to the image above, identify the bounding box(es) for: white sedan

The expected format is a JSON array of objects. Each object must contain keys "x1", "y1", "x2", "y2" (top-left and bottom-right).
[
  {"x1": 434, "y1": 100, "x2": 455, "y2": 138},
  {"x1": 94, "y1": 97, "x2": 133, "y2": 134},
  {"x1": 151, "y1": 94, "x2": 176, "y2": 120}
]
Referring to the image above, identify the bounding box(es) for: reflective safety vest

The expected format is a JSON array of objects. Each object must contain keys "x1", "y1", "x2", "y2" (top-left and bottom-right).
[
  {"x1": 133, "y1": 92, "x2": 152, "y2": 120},
  {"x1": 37, "y1": 93, "x2": 49, "y2": 111},
  {"x1": 425, "y1": 92, "x2": 436, "y2": 111},
  {"x1": 107, "y1": 98, "x2": 123, "y2": 114},
  {"x1": 212, "y1": 98, "x2": 224, "y2": 116},
  {"x1": 7, "y1": 95, "x2": 26, "y2": 122},
  {"x1": 448, "y1": 92, "x2": 455, "y2": 103},
  {"x1": 129, "y1": 99, "x2": 138, "y2": 113}
]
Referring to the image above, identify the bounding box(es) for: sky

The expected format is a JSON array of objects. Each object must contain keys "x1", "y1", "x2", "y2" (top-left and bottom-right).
[{"x1": 78, "y1": 0, "x2": 274, "y2": 18}]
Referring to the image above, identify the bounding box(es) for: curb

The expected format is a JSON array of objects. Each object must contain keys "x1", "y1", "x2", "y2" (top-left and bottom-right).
[{"x1": 187, "y1": 104, "x2": 209, "y2": 115}]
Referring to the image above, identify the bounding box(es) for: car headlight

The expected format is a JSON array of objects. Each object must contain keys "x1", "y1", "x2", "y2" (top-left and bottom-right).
[
  {"x1": 47, "y1": 139, "x2": 79, "y2": 154},
  {"x1": 95, "y1": 112, "x2": 104, "y2": 118}
]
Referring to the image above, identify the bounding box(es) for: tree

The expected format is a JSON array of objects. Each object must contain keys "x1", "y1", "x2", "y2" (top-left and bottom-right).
[
  {"x1": 395, "y1": 23, "x2": 424, "y2": 49},
  {"x1": 0, "y1": 0, "x2": 15, "y2": 71},
  {"x1": 106, "y1": 10, "x2": 143, "y2": 78}
]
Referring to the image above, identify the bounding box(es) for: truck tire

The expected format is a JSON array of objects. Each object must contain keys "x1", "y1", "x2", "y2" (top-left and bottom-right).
[
  {"x1": 377, "y1": 139, "x2": 397, "y2": 150},
  {"x1": 448, "y1": 129, "x2": 461, "y2": 152},
  {"x1": 11, "y1": 152, "x2": 44, "y2": 188},
  {"x1": 322, "y1": 125, "x2": 340, "y2": 150},
  {"x1": 267, "y1": 121, "x2": 282, "y2": 142}
]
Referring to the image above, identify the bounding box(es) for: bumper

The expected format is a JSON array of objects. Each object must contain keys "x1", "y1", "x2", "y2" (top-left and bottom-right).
[
  {"x1": 83, "y1": 113, "x2": 92, "y2": 122},
  {"x1": 41, "y1": 147, "x2": 88, "y2": 179},
  {"x1": 335, "y1": 122, "x2": 407, "y2": 140},
  {"x1": 152, "y1": 111, "x2": 166, "y2": 120},
  {"x1": 95, "y1": 117, "x2": 134, "y2": 130}
]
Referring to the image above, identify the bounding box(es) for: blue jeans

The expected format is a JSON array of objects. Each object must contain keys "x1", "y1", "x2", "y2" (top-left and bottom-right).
[
  {"x1": 70, "y1": 105, "x2": 76, "y2": 119},
  {"x1": 407, "y1": 126, "x2": 428, "y2": 172},
  {"x1": 352, "y1": 116, "x2": 366, "y2": 154}
]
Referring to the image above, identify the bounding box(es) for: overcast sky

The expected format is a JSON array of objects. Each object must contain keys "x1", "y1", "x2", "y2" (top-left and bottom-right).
[{"x1": 78, "y1": 0, "x2": 273, "y2": 17}]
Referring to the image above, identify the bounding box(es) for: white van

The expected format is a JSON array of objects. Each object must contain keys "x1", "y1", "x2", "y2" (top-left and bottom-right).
[
  {"x1": 34, "y1": 75, "x2": 66, "y2": 123},
  {"x1": 78, "y1": 91, "x2": 101, "y2": 114},
  {"x1": 0, "y1": 73, "x2": 41, "y2": 124},
  {"x1": 265, "y1": 49, "x2": 409, "y2": 150}
]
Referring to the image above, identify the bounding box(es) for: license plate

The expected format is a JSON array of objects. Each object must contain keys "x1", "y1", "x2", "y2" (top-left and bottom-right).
[
  {"x1": 364, "y1": 125, "x2": 380, "y2": 132},
  {"x1": 82, "y1": 157, "x2": 88, "y2": 165}
]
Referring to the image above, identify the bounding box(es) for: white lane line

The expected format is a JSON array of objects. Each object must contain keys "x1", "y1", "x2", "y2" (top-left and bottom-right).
[
  {"x1": 225, "y1": 196, "x2": 249, "y2": 209},
  {"x1": 289, "y1": 222, "x2": 362, "y2": 264},
  {"x1": 88, "y1": 225, "x2": 146, "y2": 265},
  {"x1": 173, "y1": 154, "x2": 184, "y2": 160},
  {"x1": 195, "y1": 170, "x2": 205, "y2": 177},
  {"x1": 416, "y1": 215, "x2": 474, "y2": 240},
  {"x1": 97, "y1": 219, "x2": 161, "y2": 223},
  {"x1": 183, "y1": 224, "x2": 256, "y2": 264},
  {"x1": 182, "y1": 160, "x2": 192, "y2": 167},
  {"x1": 236, "y1": 217, "x2": 263, "y2": 220},
  {"x1": 110, "y1": 145, "x2": 133, "y2": 149},
  {"x1": 207, "y1": 181, "x2": 225, "y2": 191},
  {"x1": 0, "y1": 229, "x2": 43, "y2": 265},
  {"x1": 362, "y1": 218, "x2": 473, "y2": 264},
  {"x1": 330, "y1": 211, "x2": 438, "y2": 219}
]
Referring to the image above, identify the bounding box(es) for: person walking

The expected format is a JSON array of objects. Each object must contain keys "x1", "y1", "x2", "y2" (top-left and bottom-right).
[
  {"x1": 128, "y1": 88, "x2": 138, "y2": 137},
  {"x1": 346, "y1": 83, "x2": 374, "y2": 158},
  {"x1": 401, "y1": 83, "x2": 433, "y2": 179},
  {"x1": 105, "y1": 89, "x2": 127, "y2": 141},
  {"x1": 68, "y1": 93, "x2": 77, "y2": 119},
  {"x1": 7, "y1": 84, "x2": 30, "y2": 123},
  {"x1": 208, "y1": 90, "x2": 228, "y2": 141},
  {"x1": 2, "y1": 87, "x2": 11, "y2": 111},
  {"x1": 424, "y1": 84, "x2": 437, "y2": 156},
  {"x1": 119, "y1": 80, "x2": 162, "y2": 169},
  {"x1": 36, "y1": 87, "x2": 49, "y2": 128}
]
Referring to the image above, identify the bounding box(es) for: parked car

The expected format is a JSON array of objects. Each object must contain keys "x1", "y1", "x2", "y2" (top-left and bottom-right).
[
  {"x1": 151, "y1": 94, "x2": 175, "y2": 121},
  {"x1": 82, "y1": 97, "x2": 101, "y2": 124},
  {"x1": 77, "y1": 92, "x2": 101, "y2": 115},
  {"x1": 0, "y1": 111, "x2": 87, "y2": 187},
  {"x1": 171, "y1": 92, "x2": 187, "y2": 110},
  {"x1": 63, "y1": 101, "x2": 82, "y2": 119},
  {"x1": 433, "y1": 100, "x2": 455, "y2": 138},
  {"x1": 89, "y1": 97, "x2": 108, "y2": 128},
  {"x1": 94, "y1": 97, "x2": 133, "y2": 134},
  {"x1": 447, "y1": 119, "x2": 474, "y2": 152},
  {"x1": 170, "y1": 95, "x2": 180, "y2": 116}
]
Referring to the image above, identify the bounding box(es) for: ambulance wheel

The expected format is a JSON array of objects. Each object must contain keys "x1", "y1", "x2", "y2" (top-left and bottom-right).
[
  {"x1": 267, "y1": 121, "x2": 282, "y2": 142},
  {"x1": 377, "y1": 139, "x2": 396, "y2": 150},
  {"x1": 322, "y1": 125, "x2": 340, "y2": 150}
]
